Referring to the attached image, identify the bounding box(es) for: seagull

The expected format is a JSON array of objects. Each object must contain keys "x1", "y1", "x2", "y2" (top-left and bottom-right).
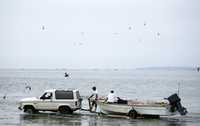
[
  {"x1": 25, "y1": 85, "x2": 31, "y2": 90},
  {"x1": 157, "y1": 32, "x2": 160, "y2": 36},
  {"x1": 144, "y1": 22, "x2": 147, "y2": 26},
  {"x1": 113, "y1": 32, "x2": 119, "y2": 35},
  {"x1": 65, "y1": 72, "x2": 69, "y2": 77},
  {"x1": 3, "y1": 95, "x2": 6, "y2": 99},
  {"x1": 81, "y1": 32, "x2": 85, "y2": 36},
  {"x1": 42, "y1": 25, "x2": 45, "y2": 30}
]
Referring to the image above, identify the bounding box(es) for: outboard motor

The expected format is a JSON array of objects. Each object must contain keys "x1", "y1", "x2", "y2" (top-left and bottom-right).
[{"x1": 167, "y1": 93, "x2": 187, "y2": 115}]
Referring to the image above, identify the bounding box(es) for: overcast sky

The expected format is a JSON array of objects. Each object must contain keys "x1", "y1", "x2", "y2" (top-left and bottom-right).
[{"x1": 0, "y1": 0, "x2": 200, "y2": 69}]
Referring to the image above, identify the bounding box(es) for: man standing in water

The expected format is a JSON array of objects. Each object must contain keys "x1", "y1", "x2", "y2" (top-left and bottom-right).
[{"x1": 88, "y1": 86, "x2": 98, "y2": 112}]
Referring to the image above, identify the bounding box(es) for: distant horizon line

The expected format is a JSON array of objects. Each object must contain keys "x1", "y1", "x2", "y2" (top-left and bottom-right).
[{"x1": 0, "y1": 66, "x2": 198, "y2": 70}]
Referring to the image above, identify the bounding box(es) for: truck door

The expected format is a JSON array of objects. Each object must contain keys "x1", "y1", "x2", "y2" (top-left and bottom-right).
[{"x1": 36, "y1": 92, "x2": 55, "y2": 110}]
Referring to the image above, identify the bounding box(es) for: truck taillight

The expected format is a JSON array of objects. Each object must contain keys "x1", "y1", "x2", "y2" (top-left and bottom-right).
[{"x1": 75, "y1": 101, "x2": 77, "y2": 106}]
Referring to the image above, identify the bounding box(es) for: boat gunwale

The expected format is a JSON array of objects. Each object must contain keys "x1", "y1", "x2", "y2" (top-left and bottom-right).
[{"x1": 97, "y1": 100, "x2": 168, "y2": 108}]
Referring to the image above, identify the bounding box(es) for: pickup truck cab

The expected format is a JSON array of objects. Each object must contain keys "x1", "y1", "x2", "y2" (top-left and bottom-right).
[{"x1": 18, "y1": 89, "x2": 82, "y2": 114}]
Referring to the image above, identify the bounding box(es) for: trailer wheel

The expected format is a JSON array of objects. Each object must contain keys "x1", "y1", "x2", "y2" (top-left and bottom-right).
[
  {"x1": 59, "y1": 106, "x2": 73, "y2": 114},
  {"x1": 128, "y1": 109, "x2": 137, "y2": 119}
]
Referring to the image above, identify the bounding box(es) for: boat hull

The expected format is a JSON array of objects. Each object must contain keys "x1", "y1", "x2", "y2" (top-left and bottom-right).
[{"x1": 98, "y1": 101, "x2": 177, "y2": 116}]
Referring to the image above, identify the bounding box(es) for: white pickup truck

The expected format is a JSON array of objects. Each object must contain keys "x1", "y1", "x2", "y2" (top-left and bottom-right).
[{"x1": 18, "y1": 89, "x2": 82, "y2": 114}]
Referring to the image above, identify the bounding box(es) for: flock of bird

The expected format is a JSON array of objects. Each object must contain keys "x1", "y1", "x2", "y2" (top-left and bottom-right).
[
  {"x1": 2, "y1": 22, "x2": 159, "y2": 100},
  {"x1": 41, "y1": 21, "x2": 161, "y2": 47}
]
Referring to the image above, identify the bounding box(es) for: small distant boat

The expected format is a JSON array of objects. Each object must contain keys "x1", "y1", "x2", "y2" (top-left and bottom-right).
[{"x1": 97, "y1": 93, "x2": 187, "y2": 118}]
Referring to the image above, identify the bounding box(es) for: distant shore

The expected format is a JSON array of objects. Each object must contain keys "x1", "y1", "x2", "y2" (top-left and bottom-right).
[{"x1": 0, "y1": 66, "x2": 196, "y2": 71}]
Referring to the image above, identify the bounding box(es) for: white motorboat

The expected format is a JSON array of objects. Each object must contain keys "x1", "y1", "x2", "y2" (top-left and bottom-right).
[{"x1": 97, "y1": 93, "x2": 187, "y2": 118}]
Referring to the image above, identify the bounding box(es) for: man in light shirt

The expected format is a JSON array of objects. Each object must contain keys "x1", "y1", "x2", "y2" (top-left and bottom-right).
[
  {"x1": 88, "y1": 86, "x2": 98, "y2": 112},
  {"x1": 106, "y1": 90, "x2": 118, "y2": 103}
]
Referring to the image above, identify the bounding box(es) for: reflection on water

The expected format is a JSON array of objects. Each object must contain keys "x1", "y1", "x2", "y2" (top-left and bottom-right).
[
  {"x1": 18, "y1": 112, "x2": 197, "y2": 126},
  {"x1": 20, "y1": 113, "x2": 96, "y2": 126},
  {"x1": 20, "y1": 113, "x2": 82, "y2": 126}
]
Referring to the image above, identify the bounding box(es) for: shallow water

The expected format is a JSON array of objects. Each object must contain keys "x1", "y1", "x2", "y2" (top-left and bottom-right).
[{"x1": 0, "y1": 69, "x2": 200, "y2": 126}]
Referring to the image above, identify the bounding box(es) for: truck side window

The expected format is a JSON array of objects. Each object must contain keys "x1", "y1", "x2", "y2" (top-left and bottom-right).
[
  {"x1": 40, "y1": 92, "x2": 52, "y2": 100},
  {"x1": 55, "y1": 90, "x2": 74, "y2": 99},
  {"x1": 76, "y1": 91, "x2": 80, "y2": 99}
]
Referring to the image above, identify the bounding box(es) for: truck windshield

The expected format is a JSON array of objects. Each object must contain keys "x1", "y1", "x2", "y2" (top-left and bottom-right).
[{"x1": 40, "y1": 92, "x2": 52, "y2": 99}]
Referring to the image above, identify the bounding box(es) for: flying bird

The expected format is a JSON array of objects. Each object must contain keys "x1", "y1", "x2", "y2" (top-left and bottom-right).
[
  {"x1": 81, "y1": 32, "x2": 85, "y2": 36},
  {"x1": 157, "y1": 32, "x2": 160, "y2": 36},
  {"x1": 42, "y1": 25, "x2": 45, "y2": 30},
  {"x1": 25, "y1": 83, "x2": 31, "y2": 90},
  {"x1": 64, "y1": 72, "x2": 69, "y2": 77},
  {"x1": 25, "y1": 85, "x2": 31, "y2": 90},
  {"x1": 144, "y1": 22, "x2": 147, "y2": 26},
  {"x1": 3, "y1": 95, "x2": 6, "y2": 99},
  {"x1": 113, "y1": 32, "x2": 119, "y2": 35}
]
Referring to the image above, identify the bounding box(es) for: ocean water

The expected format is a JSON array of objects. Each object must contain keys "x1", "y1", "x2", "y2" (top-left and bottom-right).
[{"x1": 0, "y1": 69, "x2": 200, "y2": 126}]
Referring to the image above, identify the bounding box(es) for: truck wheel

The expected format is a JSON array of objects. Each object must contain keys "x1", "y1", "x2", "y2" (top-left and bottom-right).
[
  {"x1": 128, "y1": 109, "x2": 137, "y2": 119},
  {"x1": 59, "y1": 106, "x2": 73, "y2": 114},
  {"x1": 24, "y1": 106, "x2": 35, "y2": 114}
]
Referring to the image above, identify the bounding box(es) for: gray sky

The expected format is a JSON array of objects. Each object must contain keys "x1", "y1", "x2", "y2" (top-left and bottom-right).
[{"x1": 0, "y1": 0, "x2": 200, "y2": 69}]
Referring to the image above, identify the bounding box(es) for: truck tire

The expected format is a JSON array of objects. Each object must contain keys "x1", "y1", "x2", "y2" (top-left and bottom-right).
[
  {"x1": 59, "y1": 106, "x2": 73, "y2": 114},
  {"x1": 24, "y1": 106, "x2": 36, "y2": 114},
  {"x1": 128, "y1": 109, "x2": 137, "y2": 119}
]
